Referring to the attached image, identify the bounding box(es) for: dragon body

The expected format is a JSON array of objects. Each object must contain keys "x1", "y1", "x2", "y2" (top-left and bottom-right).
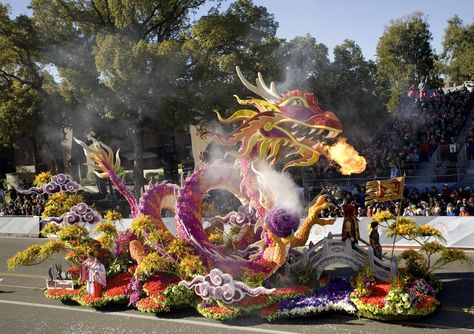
[{"x1": 77, "y1": 66, "x2": 363, "y2": 279}]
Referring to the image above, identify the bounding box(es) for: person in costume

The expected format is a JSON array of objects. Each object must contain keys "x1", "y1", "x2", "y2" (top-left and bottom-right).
[
  {"x1": 369, "y1": 221, "x2": 382, "y2": 259},
  {"x1": 341, "y1": 202, "x2": 360, "y2": 245},
  {"x1": 80, "y1": 252, "x2": 106, "y2": 297}
]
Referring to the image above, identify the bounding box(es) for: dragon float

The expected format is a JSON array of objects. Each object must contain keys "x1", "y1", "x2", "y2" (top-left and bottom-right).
[
  {"x1": 75, "y1": 66, "x2": 365, "y2": 279},
  {"x1": 9, "y1": 67, "x2": 444, "y2": 321}
]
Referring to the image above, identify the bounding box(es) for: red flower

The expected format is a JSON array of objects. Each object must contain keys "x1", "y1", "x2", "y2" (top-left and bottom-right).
[
  {"x1": 259, "y1": 302, "x2": 279, "y2": 317},
  {"x1": 271, "y1": 285, "x2": 309, "y2": 296},
  {"x1": 104, "y1": 286, "x2": 128, "y2": 297},
  {"x1": 143, "y1": 280, "x2": 170, "y2": 298},
  {"x1": 66, "y1": 266, "x2": 80, "y2": 279},
  {"x1": 358, "y1": 281, "x2": 391, "y2": 308},
  {"x1": 369, "y1": 282, "x2": 391, "y2": 295},
  {"x1": 107, "y1": 272, "x2": 132, "y2": 289},
  {"x1": 360, "y1": 295, "x2": 386, "y2": 308},
  {"x1": 234, "y1": 295, "x2": 268, "y2": 307},
  {"x1": 416, "y1": 295, "x2": 437, "y2": 309}
]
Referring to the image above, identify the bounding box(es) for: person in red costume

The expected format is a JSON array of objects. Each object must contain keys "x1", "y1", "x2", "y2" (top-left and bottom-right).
[
  {"x1": 80, "y1": 252, "x2": 106, "y2": 297},
  {"x1": 341, "y1": 202, "x2": 360, "y2": 245}
]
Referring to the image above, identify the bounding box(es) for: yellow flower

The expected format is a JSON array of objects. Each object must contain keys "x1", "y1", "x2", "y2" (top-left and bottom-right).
[
  {"x1": 57, "y1": 225, "x2": 89, "y2": 241},
  {"x1": 147, "y1": 229, "x2": 172, "y2": 246},
  {"x1": 178, "y1": 255, "x2": 205, "y2": 279},
  {"x1": 104, "y1": 210, "x2": 122, "y2": 222},
  {"x1": 130, "y1": 215, "x2": 158, "y2": 238},
  {"x1": 418, "y1": 225, "x2": 443, "y2": 238},
  {"x1": 97, "y1": 234, "x2": 113, "y2": 249},
  {"x1": 208, "y1": 232, "x2": 224, "y2": 245},
  {"x1": 94, "y1": 222, "x2": 118, "y2": 236},
  {"x1": 40, "y1": 223, "x2": 61, "y2": 236},
  {"x1": 136, "y1": 252, "x2": 167, "y2": 278},
  {"x1": 7, "y1": 240, "x2": 65, "y2": 269},
  {"x1": 33, "y1": 171, "x2": 53, "y2": 187},
  {"x1": 372, "y1": 210, "x2": 394, "y2": 223},
  {"x1": 166, "y1": 239, "x2": 192, "y2": 258},
  {"x1": 41, "y1": 193, "x2": 84, "y2": 218}
]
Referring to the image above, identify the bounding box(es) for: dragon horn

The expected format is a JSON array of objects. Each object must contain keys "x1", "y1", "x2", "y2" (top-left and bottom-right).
[{"x1": 236, "y1": 66, "x2": 281, "y2": 102}]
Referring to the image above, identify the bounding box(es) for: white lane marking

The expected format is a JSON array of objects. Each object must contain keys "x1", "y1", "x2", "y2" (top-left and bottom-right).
[
  {"x1": 0, "y1": 299, "x2": 300, "y2": 334},
  {"x1": 0, "y1": 272, "x2": 46, "y2": 279}
]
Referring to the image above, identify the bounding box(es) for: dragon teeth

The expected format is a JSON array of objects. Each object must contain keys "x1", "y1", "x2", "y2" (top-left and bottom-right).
[
  {"x1": 312, "y1": 142, "x2": 321, "y2": 149},
  {"x1": 297, "y1": 136, "x2": 305, "y2": 142},
  {"x1": 291, "y1": 131, "x2": 298, "y2": 136},
  {"x1": 326, "y1": 131, "x2": 338, "y2": 138},
  {"x1": 316, "y1": 129, "x2": 324, "y2": 135},
  {"x1": 291, "y1": 124, "x2": 298, "y2": 129},
  {"x1": 308, "y1": 128, "x2": 316, "y2": 135}
]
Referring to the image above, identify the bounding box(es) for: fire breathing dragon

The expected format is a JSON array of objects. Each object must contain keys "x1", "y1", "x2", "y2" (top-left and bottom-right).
[{"x1": 75, "y1": 66, "x2": 365, "y2": 279}]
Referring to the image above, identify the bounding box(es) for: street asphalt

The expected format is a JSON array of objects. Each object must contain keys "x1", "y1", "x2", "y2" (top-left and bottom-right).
[{"x1": 0, "y1": 237, "x2": 473, "y2": 334}]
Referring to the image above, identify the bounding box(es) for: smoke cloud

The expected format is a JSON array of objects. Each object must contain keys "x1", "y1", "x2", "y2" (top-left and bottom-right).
[{"x1": 255, "y1": 160, "x2": 302, "y2": 217}]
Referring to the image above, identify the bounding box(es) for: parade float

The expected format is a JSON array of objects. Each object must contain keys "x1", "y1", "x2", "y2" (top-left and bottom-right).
[{"x1": 7, "y1": 67, "x2": 472, "y2": 321}]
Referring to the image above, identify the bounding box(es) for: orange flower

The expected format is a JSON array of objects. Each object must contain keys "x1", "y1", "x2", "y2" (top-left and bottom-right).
[
  {"x1": 81, "y1": 295, "x2": 103, "y2": 304},
  {"x1": 136, "y1": 297, "x2": 165, "y2": 309},
  {"x1": 46, "y1": 289, "x2": 81, "y2": 297},
  {"x1": 205, "y1": 306, "x2": 234, "y2": 314}
]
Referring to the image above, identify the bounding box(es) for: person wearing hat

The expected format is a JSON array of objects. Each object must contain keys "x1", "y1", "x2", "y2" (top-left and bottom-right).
[
  {"x1": 341, "y1": 203, "x2": 360, "y2": 245},
  {"x1": 369, "y1": 221, "x2": 383, "y2": 259}
]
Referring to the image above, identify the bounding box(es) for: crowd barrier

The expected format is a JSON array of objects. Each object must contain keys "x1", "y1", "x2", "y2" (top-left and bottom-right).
[
  {"x1": 1, "y1": 216, "x2": 473, "y2": 249},
  {"x1": 0, "y1": 216, "x2": 40, "y2": 237}
]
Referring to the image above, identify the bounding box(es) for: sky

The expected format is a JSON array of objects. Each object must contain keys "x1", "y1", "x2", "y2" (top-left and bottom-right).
[{"x1": 4, "y1": 0, "x2": 474, "y2": 60}]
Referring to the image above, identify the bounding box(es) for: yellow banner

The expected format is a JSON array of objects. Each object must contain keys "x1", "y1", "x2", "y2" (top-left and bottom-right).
[{"x1": 365, "y1": 177, "x2": 405, "y2": 204}]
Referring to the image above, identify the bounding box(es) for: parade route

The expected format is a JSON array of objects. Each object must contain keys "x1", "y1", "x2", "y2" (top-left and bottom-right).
[{"x1": 1, "y1": 237, "x2": 473, "y2": 334}]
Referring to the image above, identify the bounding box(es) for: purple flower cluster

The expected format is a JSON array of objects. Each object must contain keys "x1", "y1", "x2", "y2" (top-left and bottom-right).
[
  {"x1": 279, "y1": 278, "x2": 355, "y2": 312},
  {"x1": 114, "y1": 230, "x2": 137, "y2": 258},
  {"x1": 126, "y1": 277, "x2": 143, "y2": 306},
  {"x1": 265, "y1": 207, "x2": 299, "y2": 238}
]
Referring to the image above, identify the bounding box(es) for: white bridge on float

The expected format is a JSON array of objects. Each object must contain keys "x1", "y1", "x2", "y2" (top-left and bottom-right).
[{"x1": 284, "y1": 233, "x2": 398, "y2": 282}]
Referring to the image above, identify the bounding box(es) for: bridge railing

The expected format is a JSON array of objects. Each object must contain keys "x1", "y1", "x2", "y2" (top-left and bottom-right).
[{"x1": 284, "y1": 233, "x2": 398, "y2": 282}]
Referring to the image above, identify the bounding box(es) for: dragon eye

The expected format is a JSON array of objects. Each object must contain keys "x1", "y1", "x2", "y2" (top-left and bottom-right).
[{"x1": 290, "y1": 98, "x2": 304, "y2": 107}]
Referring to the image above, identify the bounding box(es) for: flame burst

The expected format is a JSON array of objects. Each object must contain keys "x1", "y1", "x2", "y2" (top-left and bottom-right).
[{"x1": 325, "y1": 138, "x2": 366, "y2": 175}]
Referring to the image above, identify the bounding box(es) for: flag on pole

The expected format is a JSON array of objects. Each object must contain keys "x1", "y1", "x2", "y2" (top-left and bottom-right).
[{"x1": 365, "y1": 176, "x2": 405, "y2": 204}]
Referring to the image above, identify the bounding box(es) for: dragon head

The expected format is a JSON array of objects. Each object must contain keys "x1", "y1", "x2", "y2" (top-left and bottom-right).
[{"x1": 212, "y1": 66, "x2": 343, "y2": 170}]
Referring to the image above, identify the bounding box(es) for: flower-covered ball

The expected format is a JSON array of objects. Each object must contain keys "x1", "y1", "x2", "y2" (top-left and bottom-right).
[{"x1": 266, "y1": 208, "x2": 300, "y2": 238}]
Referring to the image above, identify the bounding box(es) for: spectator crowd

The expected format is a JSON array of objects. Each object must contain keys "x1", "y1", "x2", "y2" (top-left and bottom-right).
[
  {"x1": 317, "y1": 184, "x2": 473, "y2": 218},
  {"x1": 0, "y1": 188, "x2": 47, "y2": 216}
]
